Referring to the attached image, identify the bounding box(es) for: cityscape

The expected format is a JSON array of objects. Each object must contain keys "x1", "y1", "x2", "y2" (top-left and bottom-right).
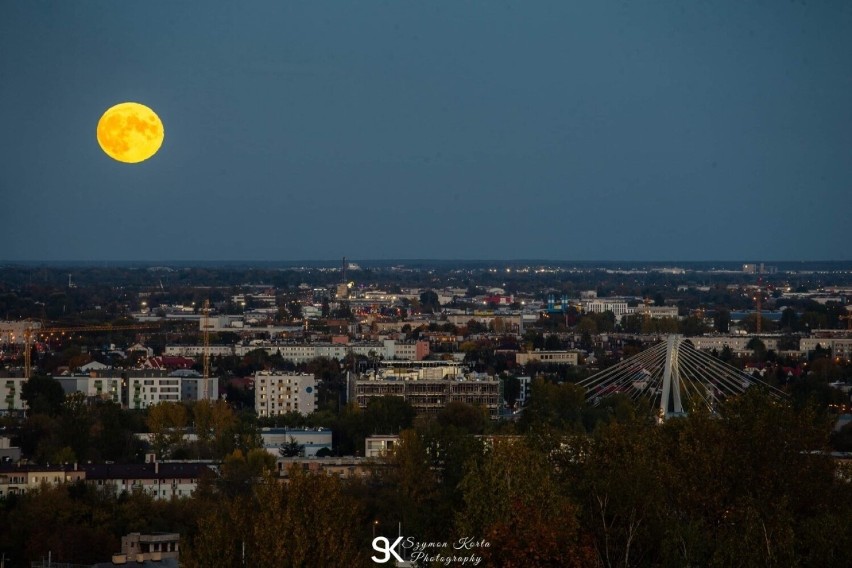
[
  {"x1": 2, "y1": 1, "x2": 851, "y2": 567},
  {"x1": 0, "y1": 261, "x2": 850, "y2": 566}
]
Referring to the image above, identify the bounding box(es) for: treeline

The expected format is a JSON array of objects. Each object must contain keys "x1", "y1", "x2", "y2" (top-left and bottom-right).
[{"x1": 1, "y1": 391, "x2": 850, "y2": 567}]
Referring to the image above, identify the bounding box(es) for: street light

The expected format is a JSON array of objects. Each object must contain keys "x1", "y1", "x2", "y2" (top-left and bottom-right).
[{"x1": 372, "y1": 520, "x2": 379, "y2": 539}]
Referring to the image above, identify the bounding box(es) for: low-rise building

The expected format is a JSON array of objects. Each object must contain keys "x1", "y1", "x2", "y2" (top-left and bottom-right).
[
  {"x1": 83, "y1": 460, "x2": 212, "y2": 500},
  {"x1": 261, "y1": 428, "x2": 332, "y2": 457},
  {"x1": 365, "y1": 435, "x2": 400, "y2": 458},
  {"x1": 691, "y1": 335, "x2": 780, "y2": 354},
  {"x1": 0, "y1": 463, "x2": 86, "y2": 498},
  {"x1": 276, "y1": 456, "x2": 371, "y2": 479},
  {"x1": 515, "y1": 350, "x2": 579, "y2": 366}
]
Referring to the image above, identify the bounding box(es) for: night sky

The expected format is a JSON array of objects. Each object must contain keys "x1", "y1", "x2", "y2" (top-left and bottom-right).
[{"x1": 1, "y1": 1, "x2": 850, "y2": 262}]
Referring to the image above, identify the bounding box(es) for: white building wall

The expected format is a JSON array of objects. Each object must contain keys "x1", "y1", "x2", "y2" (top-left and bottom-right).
[
  {"x1": 801, "y1": 338, "x2": 852, "y2": 359},
  {"x1": 255, "y1": 373, "x2": 317, "y2": 417},
  {"x1": 1, "y1": 378, "x2": 26, "y2": 411}
]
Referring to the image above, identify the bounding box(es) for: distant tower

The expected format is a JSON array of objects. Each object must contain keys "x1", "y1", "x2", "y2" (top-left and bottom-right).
[{"x1": 337, "y1": 256, "x2": 350, "y2": 299}]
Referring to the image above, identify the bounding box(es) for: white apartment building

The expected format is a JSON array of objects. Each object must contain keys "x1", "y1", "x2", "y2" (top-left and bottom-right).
[
  {"x1": 255, "y1": 373, "x2": 317, "y2": 417},
  {"x1": 581, "y1": 299, "x2": 630, "y2": 319},
  {"x1": 515, "y1": 350, "x2": 580, "y2": 366},
  {"x1": 628, "y1": 306, "x2": 680, "y2": 319},
  {"x1": 0, "y1": 464, "x2": 85, "y2": 498},
  {"x1": 82, "y1": 460, "x2": 211, "y2": 500},
  {"x1": 165, "y1": 340, "x2": 429, "y2": 364},
  {"x1": 801, "y1": 337, "x2": 852, "y2": 360},
  {"x1": 164, "y1": 345, "x2": 235, "y2": 357},
  {"x1": 690, "y1": 336, "x2": 779, "y2": 354},
  {"x1": 365, "y1": 435, "x2": 400, "y2": 458},
  {"x1": 56, "y1": 376, "x2": 123, "y2": 404},
  {"x1": 1, "y1": 378, "x2": 25, "y2": 412},
  {"x1": 126, "y1": 376, "x2": 218, "y2": 410}
]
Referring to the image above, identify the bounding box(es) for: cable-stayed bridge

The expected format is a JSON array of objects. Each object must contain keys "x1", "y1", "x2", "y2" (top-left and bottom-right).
[{"x1": 578, "y1": 335, "x2": 786, "y2": 420}]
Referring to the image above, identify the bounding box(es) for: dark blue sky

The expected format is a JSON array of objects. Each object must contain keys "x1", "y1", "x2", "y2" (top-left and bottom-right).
[{"x1": 1, "y1": 1, "x2": 850, "y2": 262}]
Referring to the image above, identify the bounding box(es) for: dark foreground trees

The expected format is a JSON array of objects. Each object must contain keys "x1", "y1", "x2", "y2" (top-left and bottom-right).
[
  {"x1": 183, "y1": 468, "x2": 365, "y2": 568},
  {"x1": 1, "y1": 392, "x2": 850, "y2": 567}
]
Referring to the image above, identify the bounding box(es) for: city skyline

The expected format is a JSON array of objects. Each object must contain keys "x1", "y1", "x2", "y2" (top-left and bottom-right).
[{"x1": 2, "y1": 1, "x2": 851, "y2": 262}]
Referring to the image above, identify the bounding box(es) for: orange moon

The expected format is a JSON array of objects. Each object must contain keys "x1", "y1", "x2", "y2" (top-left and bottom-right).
[{"x1": 97, "y1": 102, "x2": 164, "y2": 163}]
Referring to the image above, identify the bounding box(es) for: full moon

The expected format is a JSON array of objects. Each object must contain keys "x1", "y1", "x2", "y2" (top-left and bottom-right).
[{"x1": 96, "y1": 102, "x2": 164, "y2": 163}]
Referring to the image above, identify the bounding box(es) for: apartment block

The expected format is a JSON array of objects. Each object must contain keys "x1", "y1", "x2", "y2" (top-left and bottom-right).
[
  {"x1": 255, "y1": 373, "x2": 318, "y2": 417},
  {"x1": 355, "y1": 378, "x2": 500, "y2": 418}
]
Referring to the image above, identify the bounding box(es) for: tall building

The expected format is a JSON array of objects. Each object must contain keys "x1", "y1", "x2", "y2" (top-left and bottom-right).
[{"x1": 255, "y1": 373, "x2": 317, "y2": 417}]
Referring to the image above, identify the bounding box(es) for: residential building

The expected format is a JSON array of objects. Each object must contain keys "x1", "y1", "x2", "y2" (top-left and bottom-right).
[
  {"x1": 52, "y1": 372, "x2": 217, "y2": 409},
  {"x1": 0, "y1": 463, "x2": 86, "y2": 498},
  {"x1": 355, "y1": 377, "x2": 500, "y2": 418},
  {"x1": 82, "y1": 460, "x2": 212, "y2": 500},
  {"x1": 446, "y1": 313, "x2": 523, "y2": 333},
  {"x1": 0, "y1": 436, "x2": 21, "y2": 463},
  {"x1": 691, "y1": 335, "x2": 779, "y2": 354},
  {"x1": 516, "y1": 350, "x2": 580, "y2": 366},
  {"x1": 801, "y1": 337, "x2": 852, "y2": 360},
  {"x1": 255, "y1": 373, "x2": 317, "y2": 417},
  {"x1": 1, "y1": 377, "x2": 25, "y2": 412},
  {"x1": 125, "y1": 375, "x2": 219, "y2": 409},
  {"x1": 165, "y1": 339, "x2": 430, "y2": 363},
  {"x1": 365, "y1": 435, "x2": 400, "y2": 458},
  {"x1": 634, "y1": 306, "x2": 680, "y2": 319},
  {"x1": 516, "y1": 376, "x2": 532, "y2": 405},
  {"x1": 56, "y1": 375, "x2": 123, "y2": 404},
  {"x1": 276, "y1": 456, "x2": 371, "y2": 479},
  {"x1": 115, "y1": 532, "x2": 180, "y2": 564}
]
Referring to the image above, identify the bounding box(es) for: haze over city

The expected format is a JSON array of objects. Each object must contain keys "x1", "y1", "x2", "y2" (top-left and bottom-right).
[{"x1": 2, "y1": 1, "x2": 850, "y2": 262}]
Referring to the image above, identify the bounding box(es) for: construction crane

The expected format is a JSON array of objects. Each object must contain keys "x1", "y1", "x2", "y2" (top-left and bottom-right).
[
  {"x1": 202, "y1": 299, "x2": 211, "y2": 400},
  {"x1": 0, "y1": 322, "x2": 159, "y2": 379},
  {"x1": 643, "y1": 297, "x2": 653, "y2": 329},
  {"x1": 753, "y1": 277, "x2": 763, "y2": 335}
]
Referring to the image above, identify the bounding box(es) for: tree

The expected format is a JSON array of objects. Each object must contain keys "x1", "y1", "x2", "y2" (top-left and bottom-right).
[
  {"x1": 419, "y1": 290, "x2": 440, "y2": 313},
  {"x1": 365, "y1": 396, "x2": 415, "y2": 435},
  {"x1": 146, "y1": 402, "x2": 189, "y2": 458},
  {"x1": 436, "y1": 401, "x2": 488, "y2": 435},
  {"x1": 714, "y1": 309, "x2": 731, "y2": 333},
  {"x1": 369, "y1": 429, "x2": 443, "y2": 540},
  {"x1": 503, "y1": 376, "x2": 521, "y2": 408},
  {"x1": 456, "y1": 439, "x2": 595, "y2": 567},
  {"x1": 779, "y1": 307, "x2": 799, "y2": 331},
  {"x1": 544, "y1": 334, "x2": 562, "y2": 350},
  {"x1": 278, "y1": 436, "x2": 304, "y2": 457},
  {"x1": 746, "y1": 337, "x2": 767, "y2": 360},
  {"x1": 21, "y1": 374, "x2": 65, "y2": 417},
  {"x1": 519, "y1": 379, "x2": 585, "y2": 433},
  {"x1": 185, "y1": 469, "x2": 366, "y2": 568}
]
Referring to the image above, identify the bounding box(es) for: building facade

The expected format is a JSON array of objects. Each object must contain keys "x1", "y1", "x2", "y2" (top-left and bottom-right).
[
  {"x1": 355, "y1": 378, "x2": 500, "y2": 418},
  {"x1": 255, "y1": 373, "x2": 318, "y2": 417},
  {"x1": 515, "y1": 350, "x2": 580, "y2": 366}
]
